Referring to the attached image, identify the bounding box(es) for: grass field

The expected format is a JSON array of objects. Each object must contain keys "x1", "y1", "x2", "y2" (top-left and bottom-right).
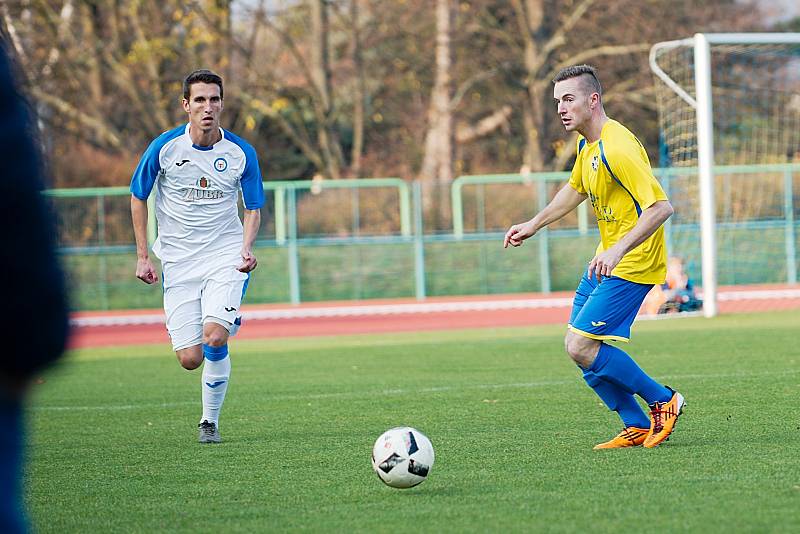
[{"x1": 27, "y1": 311, "x2": 800, "y2": 532}]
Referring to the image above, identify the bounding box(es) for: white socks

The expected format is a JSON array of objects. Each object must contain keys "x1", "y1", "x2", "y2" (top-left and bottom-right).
[{"x1": 201, "y1": 346, "x2": 231, "y2": 425}]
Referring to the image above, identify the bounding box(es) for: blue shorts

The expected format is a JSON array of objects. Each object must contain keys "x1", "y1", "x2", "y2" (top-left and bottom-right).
[{"x1": 568, "y1": 273, "x2": 654, "y2": 343}]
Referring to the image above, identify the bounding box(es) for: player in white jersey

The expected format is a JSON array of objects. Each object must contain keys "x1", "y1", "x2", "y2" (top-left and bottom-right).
[{"x1": 130, "y1": 70, "x2": 264, "y2": 443}]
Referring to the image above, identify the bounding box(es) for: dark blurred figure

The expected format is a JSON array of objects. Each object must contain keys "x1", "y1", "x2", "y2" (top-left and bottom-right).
[{"x1": 0, "y1": 45, "x2": 69, "y2": 532}]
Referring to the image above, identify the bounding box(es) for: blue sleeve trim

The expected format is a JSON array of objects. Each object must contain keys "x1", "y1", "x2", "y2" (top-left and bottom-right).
[
  {"x1": 599, "y1": 140, "x2": 642, "y2": 217},
  {"x1": 130, "y1": 125, "x2": 185, "y2": 199},
  {"x1": 578, "y1": 138, "x2": 586, "y2": 154},
  {"x1": 224, "y1": 129, "x2": 265, "y2": 210}
]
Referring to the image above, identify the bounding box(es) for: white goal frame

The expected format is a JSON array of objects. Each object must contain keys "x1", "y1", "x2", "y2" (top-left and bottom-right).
[{"x1": 649, "y1": 33, "x2": 800, "y2": 318}]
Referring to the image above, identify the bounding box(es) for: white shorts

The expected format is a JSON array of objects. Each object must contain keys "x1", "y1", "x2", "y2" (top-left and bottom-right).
[{"x1": 162, "y1": 252, "x2": 249, "y2": 351}]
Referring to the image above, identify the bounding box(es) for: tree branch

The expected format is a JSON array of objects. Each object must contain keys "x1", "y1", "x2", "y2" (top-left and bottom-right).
[
  {"x1": 32, "y1": 88, "x2": 122, "y2": 149},
  {"x1": 126, "y1": 1, "x2": 170, "y2": 132},
  {"x1": 243, "y1": 93, "x2": 326, "y2": 172},
  {"x1": 260, "y1": 10, "x2": 325, "y2": 105},
  {"x1": 538, "y1": 0, "x2": 596, "y2": 65},
  {"x1": 455, "y1": 105, "x2": 512, "y2": 144},
  {"x1": 1, "y1": 2, "x2": 28, "y2": 67},
  {"x1": 545, "y1": 43, "x2": 652, "y2": 81},
  {"x1": 40, "y1": 0, "x2": 74, "y2": 78},
  {"x1": 449, "y1": 64, "x2": 508, "y2": 111}
]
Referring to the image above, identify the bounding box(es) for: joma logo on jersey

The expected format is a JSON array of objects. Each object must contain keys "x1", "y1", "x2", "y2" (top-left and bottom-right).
[{"x1": 181, "y1": 188, "x2": 224, "y2": 201}]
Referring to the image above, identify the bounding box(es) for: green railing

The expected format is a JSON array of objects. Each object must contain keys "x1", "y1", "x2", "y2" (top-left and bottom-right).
[
  {"x1": 451, "y1": 171, "x2": 589, "y2": 238},
  {"x1": 45, "y1": 164, "x2": 799, "y2": 310},
  {"x1": 451, "y1": 164, "x2": 799, "y2": 286},
  {"x1": 268, "y1": 178, "x2": 411, "y2": 243},
  {"x1": 44, "y1": 178, "x2": 411, "y2": 248}
]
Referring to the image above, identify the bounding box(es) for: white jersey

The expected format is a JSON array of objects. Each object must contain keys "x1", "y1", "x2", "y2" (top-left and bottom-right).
[{"x1": 130, "y1": 124, "x2": 264, "y2": 263}]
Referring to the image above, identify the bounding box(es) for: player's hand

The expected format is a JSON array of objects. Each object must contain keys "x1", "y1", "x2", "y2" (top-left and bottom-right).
[
  {"x1": 503, "y1": 221, "x2": 536, "y2": 248},
  {"x1": 238, "y1": 248, "x2": 258, "y2": 273},
  {"x1": 588, "y1": 246, "x2": 624, "y2": 283},
  {"x1": 136, "y1": 258, "x2": 159, "y2": 284}
]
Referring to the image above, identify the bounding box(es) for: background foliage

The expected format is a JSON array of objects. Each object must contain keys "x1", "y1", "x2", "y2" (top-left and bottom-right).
[{"x1": 2, "y1": 0, "x2": 777, "y2": 188}]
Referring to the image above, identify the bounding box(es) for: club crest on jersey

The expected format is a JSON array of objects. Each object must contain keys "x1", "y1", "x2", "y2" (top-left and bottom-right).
[
  {"x1": 591, "y1": 155, "x2": 599, "y2": 172},
  {"x1": 214, "y1": 157, "x2": 228, "y2": 172}
]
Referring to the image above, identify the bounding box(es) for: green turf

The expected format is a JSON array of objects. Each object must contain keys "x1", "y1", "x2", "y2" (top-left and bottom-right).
[{"x1": 27, "y1": 311, "x2": 800, "y2": 532}]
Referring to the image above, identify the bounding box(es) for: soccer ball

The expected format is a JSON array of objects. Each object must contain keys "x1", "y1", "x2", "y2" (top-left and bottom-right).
[{"x1": 371, "y1": 427, "x2": 435, "y2": 488}]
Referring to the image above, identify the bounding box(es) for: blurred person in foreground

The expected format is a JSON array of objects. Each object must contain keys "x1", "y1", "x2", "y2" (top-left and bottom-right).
[
  {"x1": 0, "y1": 46, "x2": 69, "y2": 531},
  {"x1": 130, "y1": 70, "x2": 264, "y2": 444},
  {"x1": 504, "y1": 65, "x2": 684, "y2": 449}
]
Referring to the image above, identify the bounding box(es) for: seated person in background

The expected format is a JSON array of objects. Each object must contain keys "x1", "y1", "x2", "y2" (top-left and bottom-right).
[
  {"x1": 659, "y1": 256, "x2": 703, "y2": 313},
  {"x1": 642, "y1": 257, "x2": 703, "y2": 314}
]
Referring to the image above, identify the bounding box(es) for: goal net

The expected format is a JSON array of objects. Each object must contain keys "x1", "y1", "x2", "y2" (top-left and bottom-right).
[{"x1": 650, "y1": 33, "x2": 800, "y2": 317}]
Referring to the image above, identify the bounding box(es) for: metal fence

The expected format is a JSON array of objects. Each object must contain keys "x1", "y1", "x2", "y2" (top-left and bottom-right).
[{"x1": 48, "y1": 164, "x2": 799, "y2": 310}]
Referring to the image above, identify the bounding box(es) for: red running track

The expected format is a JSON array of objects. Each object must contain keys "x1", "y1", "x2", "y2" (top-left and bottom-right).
[
  {"x1": 69, "y1": 285, "x2": 800, "y2": 349},
  {"x1": 69, "y1": 306, "x2": 573, "y2": 348}
]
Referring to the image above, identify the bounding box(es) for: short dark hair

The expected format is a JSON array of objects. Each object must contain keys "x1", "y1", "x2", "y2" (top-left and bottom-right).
[
  {"x1": 183, "y1": 69, "x2": 224, "y2": 100},
  {"x1": 552, "y1": 64, "x2": 602, "y2": 96}
]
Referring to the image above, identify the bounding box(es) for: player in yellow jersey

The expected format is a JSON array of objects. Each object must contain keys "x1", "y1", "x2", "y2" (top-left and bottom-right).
[{"x1": 504, "y1": 65, "x2": 684, "y2": 449}]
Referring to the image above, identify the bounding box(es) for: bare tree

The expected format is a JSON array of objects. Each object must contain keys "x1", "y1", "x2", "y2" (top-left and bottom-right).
[
  {"x1": 309, "y1": 0, "x2": 340, "y2": 178},
  {"x1": 1, "y1": 0, "x2": 764, "y2": 189},
  {"x1": 349, "y1": 0, "x2": 366, "y2": 178},
  {"x1": 419, "y1": 0, "x2": 454, "y2": 186},
  {"x1": 508, "y1": 0, "x2": 650, "y2": 171}
]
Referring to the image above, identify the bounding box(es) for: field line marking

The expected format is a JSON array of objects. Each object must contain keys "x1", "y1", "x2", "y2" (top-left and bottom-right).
[
  {"x1": 30, "y1": 401, "x2": 196, "y2": 412},
  {"x1": 31, "y1": 369, "x2": 798, "y2": 411}
]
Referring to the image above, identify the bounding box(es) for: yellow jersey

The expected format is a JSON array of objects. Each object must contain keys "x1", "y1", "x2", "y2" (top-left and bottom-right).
[{"x1": 568, "y1": 119, "x2": 668, "y2": 284}]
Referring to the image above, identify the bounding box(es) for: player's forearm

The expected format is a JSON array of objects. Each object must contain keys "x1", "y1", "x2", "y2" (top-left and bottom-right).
[
  {"x1": 616, "y1": 200, "x2": 673, "y2": 255},
  {"x1": 130, "y1": 195, "x2": 151, "y2": 259},
  {"x1": 529, "y1": 184, "x2": 586, "y2": 232},
  {"x1": 242, "y1": 209, "x2": 261, "y2": 250}
]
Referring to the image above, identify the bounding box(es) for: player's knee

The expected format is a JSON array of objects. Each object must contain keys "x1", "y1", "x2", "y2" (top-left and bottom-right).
[
  {"x1": 202, "y1": 328, "x2": 229, "y2": 347},
  {"x1": 176, "y1": 350, "x2": 203, "y2": 370},
  {"x1": 203, "y1": 320, "x2": 230, "y2": 347},
  {"x1": 564, "y1": 333, "x2": 595, "y2": 368},
  {"x1": 564, "y1": 333, "x2": 581, "y2": 359}
]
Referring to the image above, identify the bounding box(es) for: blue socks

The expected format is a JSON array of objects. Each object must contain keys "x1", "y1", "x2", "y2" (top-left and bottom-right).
[
  {"x1": 582, "y1": 369, "x2": 650, "y2": 429},
  {"x1": 589, "y1": 343, "x2": 672, "y2": 405}
]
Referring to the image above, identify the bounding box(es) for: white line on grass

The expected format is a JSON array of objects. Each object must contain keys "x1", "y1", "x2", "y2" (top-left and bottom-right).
[
  {"x1": 30, "y1": 369, "x2": 798, "y2": 412},
  {"x1": 30, "y1": 401, "x2": 196, "y2": 412}
]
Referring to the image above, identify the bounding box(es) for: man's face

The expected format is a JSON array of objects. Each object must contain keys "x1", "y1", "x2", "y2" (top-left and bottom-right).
[
  {"x1": 183, "y1": 82, "x2": 223, "y2": 133},
  {"x1": 553, "y1": 76, "x2": 595, "y2": 132}
]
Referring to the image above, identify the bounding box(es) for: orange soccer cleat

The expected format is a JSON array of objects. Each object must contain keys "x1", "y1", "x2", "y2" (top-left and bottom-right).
[
  {"x1": 643, "y1": 388, "x2": 685, "y2": 448},
  {"x1": 593, "y1": 426, "x2": 649, "y2": 450}
]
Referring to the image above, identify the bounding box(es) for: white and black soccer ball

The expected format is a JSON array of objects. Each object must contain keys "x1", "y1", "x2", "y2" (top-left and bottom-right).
[{"x1": 371, "y1": 427, "x2": 435, "y2": 489}]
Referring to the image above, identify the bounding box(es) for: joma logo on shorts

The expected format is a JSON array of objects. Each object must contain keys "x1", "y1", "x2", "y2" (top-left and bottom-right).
[{"x1": 181, "y1": 188, "x2": 224, "y2": 201}]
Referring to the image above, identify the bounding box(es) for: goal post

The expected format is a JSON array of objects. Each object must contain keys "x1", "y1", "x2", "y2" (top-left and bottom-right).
[{"x1": 650, "y1": 33, "x2": 800, "y2": 318}]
